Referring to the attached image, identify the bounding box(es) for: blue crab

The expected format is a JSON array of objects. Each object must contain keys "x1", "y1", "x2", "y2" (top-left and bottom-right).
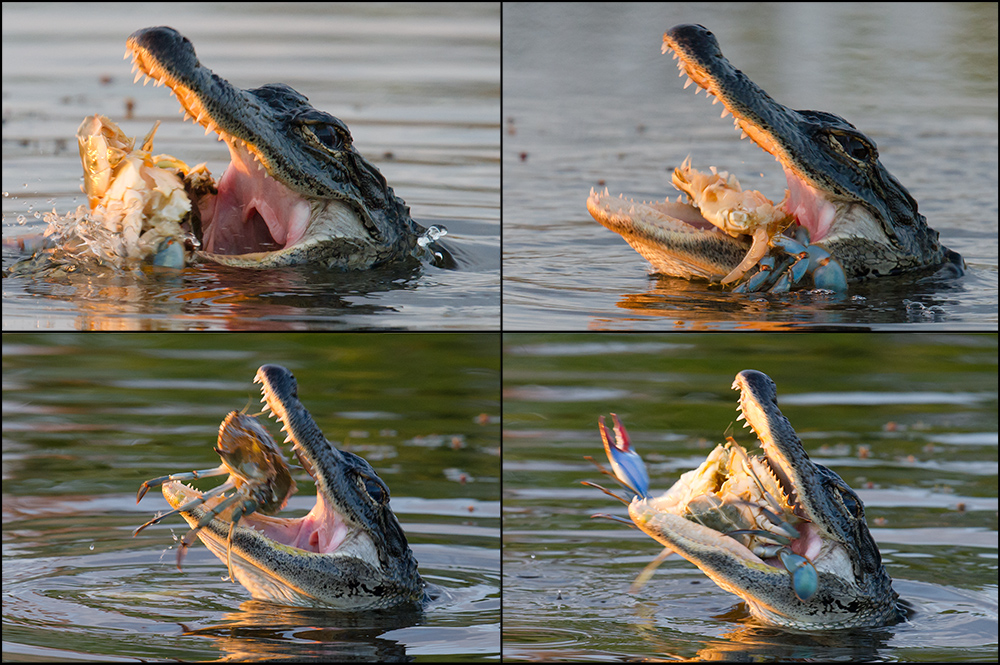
[
  {"x1": 670, "y1": 158, "x2": 848, "y2": 293},
  {"x1": 134, "y1": 409, "x2": 296, "y2": 579},
  {"x1": 5, "y1": 115, "x2": 210, "y2": 274},
  {"x1": 586, "y1": 413, "x2": 819, "y2": 603}
]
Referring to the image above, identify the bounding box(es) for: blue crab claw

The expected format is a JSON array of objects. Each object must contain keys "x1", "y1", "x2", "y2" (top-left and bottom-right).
[
  {"x1": 778, "y1": 549, "x2": 819, "y2": 602},
  {"x1": 732, "y1": 232, "x2": 848, "y2": 293},
  {"x1": 152, "y1": 237, "x2": 185, "y2": 268},
  {"x1": 770, "y1": 235, "x2": 809, "y2": 256},
  {"x1": 769, "y1": 271, "x2": 792, "y2": 293},
  {"x1": 807, "y1": 248, "x2": 848, "y2": 291},
  {"x1": 599, "y1": 414, "x2": 649, "y2": 498}
]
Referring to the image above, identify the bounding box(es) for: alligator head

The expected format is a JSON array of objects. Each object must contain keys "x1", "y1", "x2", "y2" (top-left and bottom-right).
[
  {"x1": 125, "y1": 26, "x2": 428, "y2": 269},
  {"x1": 159, "y1": 364, "x2": 426, "y2": 610},
  {"x1": 588, "y1": 24, "x2": 963, "y2": 286},
  {"x1": 627, "y1": 370, "x2": 903, "y2": 628}
]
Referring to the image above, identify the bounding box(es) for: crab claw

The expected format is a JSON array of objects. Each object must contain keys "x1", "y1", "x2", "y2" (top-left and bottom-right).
[
  {"x1": 599, "y1": 413, "x2": 649, "y2": 498},
  {"x1": 778, "y1": 549, "x2": 819, "y2": 602}
]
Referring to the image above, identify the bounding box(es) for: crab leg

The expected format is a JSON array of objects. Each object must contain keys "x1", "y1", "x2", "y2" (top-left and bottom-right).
[
  {"x1": 133, "y1": 479, "x2": 234, "y2": 536},
  {"x1": 136, "y1": 464, "x2": 230, "y2": 503}
]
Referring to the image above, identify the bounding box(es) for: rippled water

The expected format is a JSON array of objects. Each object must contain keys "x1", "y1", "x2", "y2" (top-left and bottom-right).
[
  {"x1": 502, "y1": 3, "x2": 998, "y2": 329},
  {"x1": 2, "y1": 3, "x2": 500, "y2": 330},
  {"x1": 3, "y1": 333, "x2": 500, "y2": 661},
  {"x1": 502, "y1": 333, "x2": 998, "y2": 661}
]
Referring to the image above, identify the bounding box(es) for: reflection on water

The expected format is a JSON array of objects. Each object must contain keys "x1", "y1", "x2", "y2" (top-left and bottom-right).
[{"x1": 502, "y1": 333, "x2": 998, "y2": 662}]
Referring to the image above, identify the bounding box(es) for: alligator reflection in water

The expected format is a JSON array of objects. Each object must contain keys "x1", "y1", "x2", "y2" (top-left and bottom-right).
[
  {"x1": 135, "y1": 364, "x2": 426, "y2": 610},
  {"x1": 588, "y1": 24, "x2": 963, "y2": 293},
  {"x1": 587, "y1": 370, "x2": 903, "y2": 629},
  {"x1": 7, "y1": 26, "x2": 451, "y2": 275}
]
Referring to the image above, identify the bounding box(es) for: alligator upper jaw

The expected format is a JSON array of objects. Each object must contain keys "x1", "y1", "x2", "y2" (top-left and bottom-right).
[
  {"x1": 659, "y1": 24, "x2": 895, "y2": 253},
  {"x1": 125, "y1": 26, "x2": 383, "y2": 268}
]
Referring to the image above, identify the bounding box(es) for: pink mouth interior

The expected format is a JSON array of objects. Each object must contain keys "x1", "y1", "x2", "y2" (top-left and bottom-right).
[
  {"x1": 164, "y1": 480, "x2": 349, "y2": 555},
  {"x1": 199, "y1": 142, "x2": 313, "y2": 255},
  {"x1": 243, "y1": 489, "x2": 349, "y2": 554},
  {"x1": 781, "y1": 167, "x2": 837, "y2": 243}
]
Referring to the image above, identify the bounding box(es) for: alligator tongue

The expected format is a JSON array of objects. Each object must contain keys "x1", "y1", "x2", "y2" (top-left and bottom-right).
[{"x1": 201, "y1": 140, "x2": 312, "y2": 255}]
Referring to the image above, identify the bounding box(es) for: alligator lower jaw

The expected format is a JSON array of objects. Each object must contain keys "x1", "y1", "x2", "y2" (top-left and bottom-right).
[
  {"x1": 161, "y1": 479, "x2": 383, "y2": 609},
  {"x1": 626, "y1": 438, "x2": 854, "y2": 628},
  {"x1": 587, "y1": 188, "x2": 752, "y2": 280},
  {"x1": 634, "y1": 437, "x2": 825, "y2": 568},
  {"x1": 588, "y1": 158, "x2": 857, "y2": 281}
]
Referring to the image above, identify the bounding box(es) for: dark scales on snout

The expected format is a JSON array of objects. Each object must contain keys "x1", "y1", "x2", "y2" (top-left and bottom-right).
[{"x1": 127, "y1": 27, "x2": 435, "y2": 269}]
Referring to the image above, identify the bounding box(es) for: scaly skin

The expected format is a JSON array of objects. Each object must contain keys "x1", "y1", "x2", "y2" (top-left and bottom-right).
[
  {"x1": 589, "y1": 24, "x2": 963, "y2": 288},
  {"x1": 126, "y1": 27, "x2": 431, "y2": 269},
  {"x1": 609, "y1": 371, "x2": 903, "y2": 628}
]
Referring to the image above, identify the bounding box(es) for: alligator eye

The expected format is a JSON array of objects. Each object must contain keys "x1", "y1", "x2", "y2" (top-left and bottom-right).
[
  {"x1": 832, "y1": 134, "x2": 872, "y2": 161},
  {"x1": 311, "y1": 124, "x2": 344, "y2": 151},
  {"x1": 363, "y1": 477, "x2": 387, "y2": 505},
  {"x1": 838, "y1": 488, "x2": 862, "y2": 516}
]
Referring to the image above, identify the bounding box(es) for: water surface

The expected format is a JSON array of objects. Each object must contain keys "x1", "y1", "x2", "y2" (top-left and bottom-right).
[
  {"x1": 3, "y1": 333, "x2": 501, "y2": 661},
  {"x1": 502, "y1": 333, "x2": 997, "y2": 661},
  {"x1": 2, "y1": 2, "x2": 500, "y2": 330},
  {"x1": 502, "y1": 3, "x2": 998, "y2": 330}
]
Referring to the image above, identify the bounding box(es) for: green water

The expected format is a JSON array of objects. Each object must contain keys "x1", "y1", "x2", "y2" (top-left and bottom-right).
[
  {"x1": 502, "y1": 333, "x2": 997, "y2": 661},
  {"x1": 3, "y1": 332, "x2": 500, "y2": 661}
]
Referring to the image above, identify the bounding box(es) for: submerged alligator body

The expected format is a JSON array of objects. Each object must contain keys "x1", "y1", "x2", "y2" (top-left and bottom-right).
[
  {"x1": 124, "y1": 26, "x2": 440, "y2": 269},
  {"x1": 592, "y1": 370, "x2": 903, "y2": 629},
  {"x1": 589, "y1": 24, "x2": 963, "y2": 291},
  {"x1": 138, "y1": 365, "x2": 426, "y2": 610}
]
